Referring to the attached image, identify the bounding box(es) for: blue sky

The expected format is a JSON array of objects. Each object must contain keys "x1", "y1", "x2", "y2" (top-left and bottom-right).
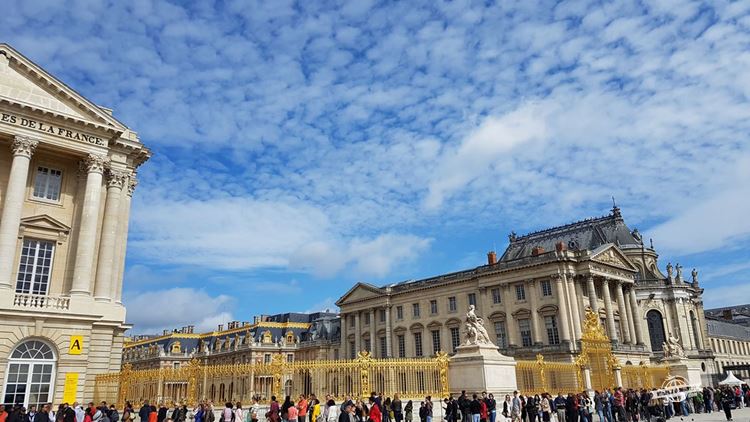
[{"x1": 3, "y1": 0, "x2": 750, "y2": 334}]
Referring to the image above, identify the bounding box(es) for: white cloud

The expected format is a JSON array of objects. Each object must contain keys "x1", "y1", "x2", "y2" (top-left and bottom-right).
[
  {"x1": 702, "y1": 282, "x2": 750, "y2": 309},
  {"x1": 425, "y1": 103, "x2": 549, "y2": 209},
  {"x1": 123, "y1": 287, "x2": 234, "y2": 334}
]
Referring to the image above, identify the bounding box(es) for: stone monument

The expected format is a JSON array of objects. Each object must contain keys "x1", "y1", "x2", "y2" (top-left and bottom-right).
[
  {"x1": 660, "y1": 333, "x2": 702, "y2": 386},
  {"x1": 448, "y1": 305, "x2": 518, "y2": 395}
]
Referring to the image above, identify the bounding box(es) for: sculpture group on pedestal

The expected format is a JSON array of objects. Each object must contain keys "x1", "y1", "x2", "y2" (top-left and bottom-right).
[
  {"x1": 662, "y1": 333, "x2": 686, "y2": 358},
  {"x1": 464, "y1": 305, "x2": 493, "y2": 346}
]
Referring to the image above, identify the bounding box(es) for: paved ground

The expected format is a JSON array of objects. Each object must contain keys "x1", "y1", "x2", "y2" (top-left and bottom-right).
[{"x1": 649, "y1": 407, "x2": 750, "y2": 422}]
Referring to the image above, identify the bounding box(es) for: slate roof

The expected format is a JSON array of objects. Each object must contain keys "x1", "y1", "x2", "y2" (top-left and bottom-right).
[
  {"x1": 500, "y1": 206, "x2": 642, "y2": 261},
  {"x1": 706, "y1": 318, "x2": 750, "y2": 340}
]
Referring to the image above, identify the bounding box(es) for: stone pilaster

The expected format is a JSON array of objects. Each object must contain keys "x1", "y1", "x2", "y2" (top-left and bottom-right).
[
  {"x1": 528, "y1": 280, "x2": 543, "y2": 345},
  {"x1": 112, "y1": 174, "x2": 136, "y2": 303},
  {"x1": 615, "y1": 281, "x2": 631, "y2": 344},
  {"x1": 70, "y1": 153, "x2": 107, "y2": 296},
  {"x1": 586, "y1": 275, "x2": 598, "y2": 312},
  {"x1": 354, "y1": 311, "x2": 361, "y2": 353},
  {"x1": 629, "y1": 288, "x2": 644, "y2": 345},
  {"x1": 566, "y1": 273, "x2": 582, "y2": 341},
  {"x1": 385, "y1": 305, "x2": 392, "y2": 358},
  {"x1": 554, "y1": 275, "x2": 572, "y2": 344},
  {"x1": 601, "y1": 278, "x2": 619, "y2": 342},
  {"x1": 0, "y1": 136, "x2": 38, "y2": 290}
]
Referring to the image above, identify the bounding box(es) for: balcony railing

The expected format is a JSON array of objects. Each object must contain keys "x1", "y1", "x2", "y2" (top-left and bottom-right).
[{"x1": 13, "y1": 293, "x2": 70, "y2": 310}]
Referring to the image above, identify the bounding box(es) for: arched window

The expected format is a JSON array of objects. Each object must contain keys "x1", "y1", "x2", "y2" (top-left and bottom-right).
[
  {"x1": 3, "y1": 340, "x2": 56, "y2": 408},
  {"x1": 646, "y1": 310, "x2": 666, "y2": 352}
]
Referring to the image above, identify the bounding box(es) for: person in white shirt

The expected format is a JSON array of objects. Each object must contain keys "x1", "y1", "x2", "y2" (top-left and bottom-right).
[{"x1": 73, "y1": 403, "x2": 85, "y2": 422}]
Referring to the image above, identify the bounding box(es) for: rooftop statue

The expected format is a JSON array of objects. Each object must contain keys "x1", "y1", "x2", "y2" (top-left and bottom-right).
[
  {"x1": 691, "y1": 268, "x2": 698, "y2": 284},
  {"x1": 666, "y1": 262, "x2": 673, "y2": 279},
  {"x1": 464, "y1": 305, "x2": 493, "y2": 346}
]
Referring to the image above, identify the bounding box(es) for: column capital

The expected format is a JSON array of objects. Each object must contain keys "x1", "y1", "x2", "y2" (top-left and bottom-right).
[
  {"x1": 126, "y1": 174, "x2": 138, "y2": 196},
  {"x1": 83, "y1": 153, "x2": 108, "y2": 174},
  {"x1": 106, "y1": 169, "x2": 129, "y2": 189},
  {"x1": 11, "y1": 136, "x2": 39, "y2": 157}
]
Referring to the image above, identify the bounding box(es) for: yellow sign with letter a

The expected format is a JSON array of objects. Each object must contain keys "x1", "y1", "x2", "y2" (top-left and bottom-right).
[
  {"x1": 69, "y1": 335, "x2": 83, "y2": 355},
  {"x1": 63, "y1": 373, "x2": 78, "y2": 404}
]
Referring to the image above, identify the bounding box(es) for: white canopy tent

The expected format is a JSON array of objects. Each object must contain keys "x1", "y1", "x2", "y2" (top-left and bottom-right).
[{"x1": 719, "y1": 371, "x2": 745, "y2": 386}]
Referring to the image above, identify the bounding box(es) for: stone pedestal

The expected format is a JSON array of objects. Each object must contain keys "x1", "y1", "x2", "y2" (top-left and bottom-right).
[
  {"x1": 661, "y1": 357, "x2": 702, "y2": 387},
  {"x1": 449, "y1": 343, "x2": 518, "y2": 395}
]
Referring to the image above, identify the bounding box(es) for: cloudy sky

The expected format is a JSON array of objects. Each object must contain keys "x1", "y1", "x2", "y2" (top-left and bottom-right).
[{"x1": 3, "y1": 0, "x2": 749, "y2": 334}]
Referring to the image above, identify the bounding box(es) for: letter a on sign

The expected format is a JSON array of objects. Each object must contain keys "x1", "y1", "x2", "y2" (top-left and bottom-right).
[{"x1": 69, "y1": 335, "x2": 83, "y2": 355}]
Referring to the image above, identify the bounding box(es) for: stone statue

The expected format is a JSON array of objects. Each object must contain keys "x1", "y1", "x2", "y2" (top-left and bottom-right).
[
  {"x1": 691, "y1": 268, "x2": 698, "y2": 284},
  {"x1": 464, "y1": 305, "x2": 492, "y2": 345},
  {"x1": 666, "y1": 262, "x2": 673, "y2": 279},
  {"x1": 508, "y1": 231, "x2": 517, "y2": 242},
  {"x1": 676, "y1": 263, "x2": 683, "y2": 281},
  {"x1": 662, "y1": 333, "x2": 686, "y2": 358}
]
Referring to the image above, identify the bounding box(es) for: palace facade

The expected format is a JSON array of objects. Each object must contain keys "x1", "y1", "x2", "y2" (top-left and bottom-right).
[
  {"x1": 122, "y1": 312, "x2": 340, "y2": 370},
  {"x1": 0, "y1": 44, "x2": 149, "y2": 408},
  {"x1": 337, "y1": 206, "x2": 717, "y2": 383}
]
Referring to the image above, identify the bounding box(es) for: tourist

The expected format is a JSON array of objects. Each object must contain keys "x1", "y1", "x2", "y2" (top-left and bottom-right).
[
  {"x1": 525, "y1": 395, "x2": 538, "y2": 422},
  {"x1": 552, "y1": 394, "x2": 565, "y2": 422},
  {"x1": 310, "y1": 396, "x2": 321, "y2": 422},
  {"x1": 468, "y1": 394, "x2": 480, "y2": 422},
  {"x1": 487, "y1": 394, "x2": 497, "y2": 422},
  {"x1": 720, "y1": 388, "x2": 733, "y2": 421},
  {"x1": 382, "y1": 399, "x2": 391, "y2": 422},
  {"x1": 267, "y1": 397, "x2": 280, "y2": 422},
  {"x1": 287, "y1": 402, "x2": 298, "y2": 422},
  {"x1": 423, "y1": 398, "x2": 432, "y2": 422},
  {"x1": 479, "y1": 397, "x2": 488, "y2": 422},
  {"x1": 511, "y1": 392, "x2": 522, "y2": 422},
  {"x1": 369, "y1": 397, "x2": 382, "y2": 422},
  {"x1": 392, "y1": 395, "x2": 403, "y2": 422},
  {"x1": 138, "y1": 403, "x2": 150, "y2": 422},
  {"x1": 540, "y1": 395, "x2": 550, "y2": 422},
  {"x1": 325, "y1": 400, "x2": 338, "y2": 422},
  {"x1": 298, "y1": 397, "x2": 308, "y2": 422},
  {"x1": 404, "y1": 402, "x2": 412, "y2": 422},
  {"x1": 565, "y1": 394, "x2": 577, "y2": 422},
  {"x1": 194, "y1": 404, "x2": 204, "y2": 422},
  {"x1": 108, "y1": 406, "x2": 119, "y2": 422}
]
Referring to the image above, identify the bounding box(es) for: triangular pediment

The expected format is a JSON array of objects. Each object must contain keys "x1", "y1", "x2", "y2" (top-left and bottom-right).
[
  {"x1": 336, "y1": 282, "x2": 384, "y2": 306},
  {"x1": 590, "y1": 244, "x2": 637, "y2": 271},
  {"x1": 0, "y1": 44, "x2": 126, "y2": 129},
  {"x1": 20, "y1": 214, "x2": 71, "y2": 233}
]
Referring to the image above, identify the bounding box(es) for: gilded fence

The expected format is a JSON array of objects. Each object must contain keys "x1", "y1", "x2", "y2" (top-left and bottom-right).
[
  {"x1": 621, "y1": 362, "x2": 671, "y2": 390},
  {"x1": 516, "y1": 354, "x2": 583, "y2": 395},
  {"x1": 95, "y1": 352, "x2": 449, "y2": 407}
]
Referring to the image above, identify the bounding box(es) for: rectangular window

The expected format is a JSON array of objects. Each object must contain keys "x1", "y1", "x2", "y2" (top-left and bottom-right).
[
  {"x1": 364, "y1": 338, "x2": 371, "y2": 352},
  {"x1": 286, "y1": 354, "x2": 294, "y2": 362},
  {"x1": 414, "y1": 332, "x2": 423, "y2": 357},
  {"x1": 396, "y1": 306, "x2": 404, "y2": 320},
  {"x1": 364, "y1": 312, "x2": 370, "y2": 325},
  {"x1": 379, "y1": 309, "x2": 386, "y2": 322},
  {"x1": 431, "y1": 330, "x2": 441, "y2": 354},
  {"x1": 173, "y1": 362, "x2": 181, "y2": 369},
  {"x1": 430, "y1": 300, "x2": 438, "y2": 315},
  {"x1": 334, "y1": 349, "x2": 339, "y2": 360},
  {"x1": 491, "y1": 288, "x2": 502, "y2": 304},
  {"x1": 264, "y1": 354, "x2": 271, "y2": 363},
  {"x1": 541, "y1": 280, "x2": 553, "y2": 297},
  {"x1": 518, "y1": 318, "x2": 532, "y2": 347},
  {"x1": 494, "y1": 321, "x2": 508, "y2": 348},
  {"x1": 380, "y1": 337, "x2": 387, "y2": 357},
  {"x1": 15, "y1": 239, "x2": 55, "y2": 295},
  {"x1": 32, "y1": 166, "x2": 62, "y2": 202},
  {"x1": 516, "y1": 284, "x2": 526, "y2": 301},
  {"x1": 412, "y1": 303, "x2": 420, "y2": 318},
  {"x1": 468, "y1": 293, "x2": 477, "y2": 307},
  {"x1": 545, "y1": 316, "x2": 560, "y2": 345},
  {"x1": 450, "y1": 327, "x2": 461, "y2": 352},
  {"x1": 448, "y1": 296, "x2": 457, "y2": 312},
  {"x1": 349, "y1": 342, "x2": 356, "y2": 359},
  {"x1": 397, "y1": 335, "x2": 406, "y2": 358}
]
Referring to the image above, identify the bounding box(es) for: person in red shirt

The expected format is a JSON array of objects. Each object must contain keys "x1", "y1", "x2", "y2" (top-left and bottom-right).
[
  {"x1": 480, "y1": 400, "x2": 488, "y2": 422},
  {"x1": 368, "y1": 398, "x2": 381, "y2": 422}
]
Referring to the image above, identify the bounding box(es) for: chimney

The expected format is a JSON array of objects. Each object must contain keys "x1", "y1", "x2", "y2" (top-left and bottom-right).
[
  {"x1": 487, "y1": 251, "x2": 497, "y2": 265},
  {"x1": 187, "y1": 325, "x2": 195, "y2": 333},
  {"x1": 555, "y1": 242, "x2": 566, "y2": 252},
  {"x1": 218, "y1": 324, "x2": 224, "y2": 331},
  {"x1": 253, "y1": 316, "x2": 260, "y2": 324},
  {"x1": 722, "y1": 310, "x2": 733, "y2": 321},
  {"x1": 242, "y1": 321, "x2": 249, "y2": 327},
  {"x1": 531, "y1": 246, "x2": 545, "y2": 256},
  {"x1": 163, "y1": 330, "x2": 169, "y2": 336}
]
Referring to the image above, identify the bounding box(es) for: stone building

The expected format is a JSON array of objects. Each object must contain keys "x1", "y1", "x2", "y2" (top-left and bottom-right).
[
  {"x1": 0, "y1": 44, "x2": 149, "y2": 407},
  {"x1": 705, "y1": 305, "x2": 750, "y2": 381},
  {"x1": 122, "y1": 312, "x2": 340, "y2": 370},
  {"x1": 336, "y1": 206, "x2": 716, "y2": 380}
]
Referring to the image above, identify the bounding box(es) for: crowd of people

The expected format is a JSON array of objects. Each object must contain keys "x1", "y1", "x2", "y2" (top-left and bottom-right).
[{"x1": 1, "y1": 384, "x2": 748, "y2": 422}]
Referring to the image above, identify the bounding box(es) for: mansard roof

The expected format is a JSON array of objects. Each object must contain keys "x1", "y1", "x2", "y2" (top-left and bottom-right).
[{"x1": 500, "y1": 205, "x2": 642, "y2": 262}]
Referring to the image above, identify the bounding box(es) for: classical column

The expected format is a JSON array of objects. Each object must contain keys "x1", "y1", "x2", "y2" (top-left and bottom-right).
[
  {"x1": 340, "y1": 313, "x2": 348, "y2": 359},
  {"x1": 70, "y1": 154, "x2": 108, "y2": 296},
  {"x1": 623, "y1": 288, "x2": 637, "y2": 344},
  {"x1": 615, "y1": 281, "x2": 631, "y2": 344},
  {"x1": 601, "y1": 278, "x2": 619, "y2": 342},
  {"x1": 354, "y1": 311, "x2": 361, "y2": 353},
  {"x1": 586, "y1": 275, "x2": 598, "y2": 312},
  {"x1": 504, "y1": 285, "x2": 520, "y2": 347},
  {"x1": 528, "y1": 280, "x2": 543, "y2": 345},
  {"x1": 385, "y1": 305, "x2": 393, "y2": 358},
  {"x1": 94, "y1": 169, "x2": 128, "y2": 301},
  {"x1": 629, "y1": 288, "x2": 644, "y2": 345},
  {"x1": 554, "y1": 275, "x2": 572, "y2": 344},
  {"x1": 566, "y1": 274, "x2": 582, "y2": 340},
  {"x1": 370, "y1": 308, "x2": 376, "y2": 356},
  {"x1": 112, "y1": 174, "x2": 136, "y2": 303},
  {"x1": 0, "y1": 136, "x2": 38, "y2": 290}
]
